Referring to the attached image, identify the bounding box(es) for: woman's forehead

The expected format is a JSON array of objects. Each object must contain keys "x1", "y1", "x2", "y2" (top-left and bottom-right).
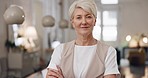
[{"x1": 73, "y1": 8, "x2": 92, "y2": 16}]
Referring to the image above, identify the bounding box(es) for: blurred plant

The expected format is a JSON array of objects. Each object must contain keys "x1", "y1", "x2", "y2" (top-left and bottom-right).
[{"x1": 5, "y1": 39, "x2": 16, "y2": 49}]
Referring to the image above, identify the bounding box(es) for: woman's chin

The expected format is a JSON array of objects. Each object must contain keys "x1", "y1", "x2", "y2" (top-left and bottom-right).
[{"x1": 79, "y1": 32, "x2": 91, "y2": 37}]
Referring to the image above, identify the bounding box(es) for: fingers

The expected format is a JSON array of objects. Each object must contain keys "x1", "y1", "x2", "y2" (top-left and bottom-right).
[
  {"x1": 56, "y1": 65, "x2": 62, "y2": 74},
  {"x1": 50, "y1": 69, "x2": 64, "y2": 78},
  {"x1": 48, "y1": 69, "x2": 59, "y2": 77},
  {"x1": 46, "y1": 68, "x2": 64, "y2": 78},
  {"x1": 56, "y1": 65, "x2": 64, "y2": 78},
  {"x1": 46, "y1": 68, "x2": 58, "y2": 78}
]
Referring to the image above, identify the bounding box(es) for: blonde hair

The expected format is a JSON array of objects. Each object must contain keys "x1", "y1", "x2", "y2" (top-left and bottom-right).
[{"x1": 69, "y1": 0, "x2": 97, "y2": 19}]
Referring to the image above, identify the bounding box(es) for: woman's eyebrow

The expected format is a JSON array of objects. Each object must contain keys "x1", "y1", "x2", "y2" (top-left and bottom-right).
[
  {"x1": 75, "y1": 13, "x2": 91, "y2": 16},
  {"x1": 76, "y1": 15, "x2": 81, "y2": 16}
]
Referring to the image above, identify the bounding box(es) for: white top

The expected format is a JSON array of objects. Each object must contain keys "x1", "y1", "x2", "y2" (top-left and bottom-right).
[{"x1": 47, "y1": 44, "x2": 120, "y2": 77}]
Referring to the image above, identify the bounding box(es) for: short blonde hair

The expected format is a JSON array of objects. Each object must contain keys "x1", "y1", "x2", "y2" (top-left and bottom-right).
[{"x1": 69, "y1": 0, "x2": 97, "y2": 19}]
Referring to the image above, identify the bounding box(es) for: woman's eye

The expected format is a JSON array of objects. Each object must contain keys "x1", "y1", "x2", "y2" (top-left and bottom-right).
[
  {"x1": 76, "y1": 17, "x2": 81, "y2": 19},
  {"x1": 86, "y1": 16, "x2": 92, "y2": 18}
]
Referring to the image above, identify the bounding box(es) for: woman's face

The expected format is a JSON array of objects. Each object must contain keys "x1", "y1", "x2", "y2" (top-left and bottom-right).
[{"x1": 71, "y1": 8, "x2": 96, "y2": 36}]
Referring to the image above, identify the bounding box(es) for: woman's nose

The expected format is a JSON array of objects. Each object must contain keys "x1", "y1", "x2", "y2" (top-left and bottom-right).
[{"x1": 82, "y1": 18, "x2": 86, "y2": 24}]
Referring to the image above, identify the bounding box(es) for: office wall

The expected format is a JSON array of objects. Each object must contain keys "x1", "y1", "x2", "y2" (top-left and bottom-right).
[
  {"x1": 118, "y1": 0, "x2": 148, "y2": 47},
  {"x1": 0, "y1": 0, "x2": 8, "y2": 58},
  {"x1": 0, "y1": 0, "x2": 36, "y2": 58}
]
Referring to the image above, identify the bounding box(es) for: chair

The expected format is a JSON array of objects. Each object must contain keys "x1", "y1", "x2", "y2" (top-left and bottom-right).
[
  {"x1": 128, "y1": 50, "x2": 146, "y2": 66},
  {"x1": 115, "y1": 48, "x2": 121, "y2": 66}
]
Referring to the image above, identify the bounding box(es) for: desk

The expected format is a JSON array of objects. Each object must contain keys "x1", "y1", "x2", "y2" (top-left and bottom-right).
[
  {"x1": 120, "y1": 65, "x2": 148, "y2": 78},
  {"x1": 8, "y1": 52, "x2": 40, "y2": 77}
]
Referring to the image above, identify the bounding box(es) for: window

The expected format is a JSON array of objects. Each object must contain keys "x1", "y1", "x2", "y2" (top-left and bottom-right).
[
  {"x1": 103, "y1": 11, "x2": 117, "y2": 41},
  {"x1": 93, "y1": 26, "x2": 101, "y2": 40},
  {"x1": 93, "y1": 0, "x2": 118, "y2": 41},
  {"x1": 103, "y1": 26, "x2": 117, "y2": 41},
  {"x1": 101, "y1": 0, "x2": 118, "y2": 4},
  {"x1": 93, "y1": 11, "x2": 101, "y2": 40},
  {"x1": 103, "y1": 11, "x2": 117, "y2": 26}
]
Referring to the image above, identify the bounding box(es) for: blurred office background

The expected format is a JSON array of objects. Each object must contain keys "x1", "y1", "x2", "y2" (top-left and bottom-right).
[{"x1": 0, "y1": 0, "x2": 148, "y2": 78}]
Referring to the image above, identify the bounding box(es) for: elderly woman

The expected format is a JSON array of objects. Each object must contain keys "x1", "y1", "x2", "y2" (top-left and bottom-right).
[{"x1": 46, "y1": 0, "x2": 120, "y2": 78}]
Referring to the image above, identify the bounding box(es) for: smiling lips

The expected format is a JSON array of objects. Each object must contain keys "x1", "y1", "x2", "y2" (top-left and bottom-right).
[
  {"x1": 81, "y1": 26, "x2": 89, "y2": 29},
  {"x1": 82, "y1": 27, "x2": 88, "y2": 28}
]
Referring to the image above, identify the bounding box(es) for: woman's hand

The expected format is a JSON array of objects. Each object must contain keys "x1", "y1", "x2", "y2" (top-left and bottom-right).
[
  {"x1": 46, "y1": 65, "x2": 64, "y2": 78},
  {"x1": 104, "y1": 74, "x2": 117, "y2": 78}
]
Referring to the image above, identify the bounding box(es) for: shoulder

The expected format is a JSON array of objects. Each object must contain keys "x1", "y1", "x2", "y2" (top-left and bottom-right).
[
  {"x1": 63, "y1": 40, "x2": 75, "y2": 45},
  {"x1": 53, "y1": 40, "x2": 75, "y2": 54},
  {"x1": 108, "y1": 46, "x2": 116, "y2": 54},
  {"x1": 97, "y1": 41, "x2": 116, "y2": 53},
  {"x1": 98, "y1": 41, "x2": 110, "y2": 47},
  {"x1": 97, "y1": 41, "x2": 110, "y2": 53},
  {"x1": 105, "y1": 46, "x2": 117, "y2": 61},
  {"x1": 54, "y1": 43, "x2": 64, "y2": 50},
  {"x1": 52, "y1": 43, "x2": 64, "y2": 56},
  {"x1": 62, "y1": 40, "x2": 75, "y2": 49}
]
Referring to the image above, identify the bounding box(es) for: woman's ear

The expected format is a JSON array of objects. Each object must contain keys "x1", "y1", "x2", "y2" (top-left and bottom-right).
[
  {"x1": 70, "y1": 19, "x2": 75, "y2": 28},
  {"x1": 70, "y1": 18, "x2": 73, "y2": 23},
  {"x1": 94, "y1": 19, "x2": 96, "y2": 26}
]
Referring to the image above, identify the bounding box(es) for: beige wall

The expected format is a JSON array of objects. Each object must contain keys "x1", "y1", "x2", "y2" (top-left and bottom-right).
[
  {"x1": 0, "y1": 0, "x2": 39, "y2": 58},
  {"x1": 0, "y1": 0, "x2": 8, "y2": 58},
  {"x1": 119, "y1": 0, "x2": 148, "y2": 47}
]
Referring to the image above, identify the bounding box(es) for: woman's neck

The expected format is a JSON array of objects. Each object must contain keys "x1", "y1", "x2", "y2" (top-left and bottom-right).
[{"x1": 75, "y1": 34, "x2": 97, "y2": 46}]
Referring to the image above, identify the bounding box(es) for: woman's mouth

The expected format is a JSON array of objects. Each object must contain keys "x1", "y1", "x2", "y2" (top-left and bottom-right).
[{"x1": 81, "y1": 26, "x2": 89, "y2": 28}]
